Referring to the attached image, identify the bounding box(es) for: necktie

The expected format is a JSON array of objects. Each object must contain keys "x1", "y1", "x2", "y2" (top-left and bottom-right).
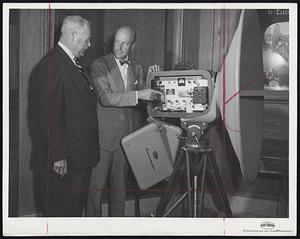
[
  {"x1": 119, "y1": 59, "x2": 131, "y2": 66},
  {"x1": 73, "y1": 57, "x2": 94, "y2": 92},
  {"x1": 74, "y1": 57, "x2": 83, "y2": 68}
]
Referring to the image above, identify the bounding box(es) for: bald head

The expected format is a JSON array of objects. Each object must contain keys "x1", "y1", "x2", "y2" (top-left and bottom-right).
[
  {"x1": 115, "y1": 26, "x2": 136, "y2": 44},
  {"x1": 113, "y1": 26, "x2": 136, "y2": 59},
  {"x1": 59, "y1": 15, "x2": 91, "y2": 57}
]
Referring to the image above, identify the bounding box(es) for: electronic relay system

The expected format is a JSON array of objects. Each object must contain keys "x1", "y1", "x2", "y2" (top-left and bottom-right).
[{"x1": 147, "y1": 70, "x2": 215, "y2": 118}]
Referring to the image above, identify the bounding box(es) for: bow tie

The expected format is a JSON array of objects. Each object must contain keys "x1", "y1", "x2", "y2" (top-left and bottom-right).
[
  {"x1": 119, "y1": 59, "x2": 131, "y2": 66},
  {"x1": 74, "y1": 57, "x2": 83, "y2": 68}
]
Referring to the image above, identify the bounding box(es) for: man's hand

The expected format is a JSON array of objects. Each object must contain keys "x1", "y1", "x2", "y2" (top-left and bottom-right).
[
  {"x1": 137, "y1": 89, "x2": 162, "y2": 101},
  {"x1": 148, "y1": 64, "x2": 161, "y2": 73},
  {"x1": 53, "y1": 159, "x2": 68, "y2": 177}
]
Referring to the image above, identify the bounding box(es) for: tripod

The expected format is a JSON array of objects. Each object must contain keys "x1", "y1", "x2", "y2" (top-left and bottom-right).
[{"x1": 155, "y1": 122, "x2": 233, "y2": 217}]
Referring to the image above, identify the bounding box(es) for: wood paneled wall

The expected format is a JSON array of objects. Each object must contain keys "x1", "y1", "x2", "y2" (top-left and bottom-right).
[
  {"x1": 101, "y1": 9, "x2": 240, "y2": 72},
  {"x1": 9, "y1": 10, "x2": 20, "y2": 90},
  {"x1": 17, "y1": 9, "x2": 55, "y2": 216},
  {"x1": 103, "y1": 9, "x2": 166, "y2": 72},
  {"x1": 164, "y1": 10, "x2": 184, "y2": 70},
  {"x1": 9, "y1": 10, "x2": 20, "y2": 216},
  {"x1": 181, "y1": 9, "x2": 241, "y2": 71}
]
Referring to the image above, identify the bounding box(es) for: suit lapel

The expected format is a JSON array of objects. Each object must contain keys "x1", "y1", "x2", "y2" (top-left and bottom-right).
[
  {"x1": 127, "y1": 64, "x2": 135, "y2": 91},
  {"x1": 55, "y1": 45, "x2": 77, "y2": 71},
  {"x1": 106, "y1": 53, "x2": 125, "y2": 92},
  {"x1": 80, "y1": 69, "x2": 98, "y2": 102},
  {"x1": 55, "y1": 45, "x2": 98, "y2": 102}
]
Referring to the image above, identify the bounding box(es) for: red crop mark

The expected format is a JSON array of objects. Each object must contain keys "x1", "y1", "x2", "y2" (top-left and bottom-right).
[
  {"x1": 225, "y1": 75, "x2": 264, "y2": 105},
  {"x1": 50, "y1": 188, "x2": 234, "y2": 194},
  {"x1": 221, "y1": 9, "x2": 228, "y2": 126},
  {"x1": 223, "y1": 123, "x2": 241, "y2": 133},
  {"x1": 222, "y1": 74, "x2": 264, "y2": 135},
  {"x1": 46, "y1": 3, "x2": 52, "y2": 228},
  {"x1": 220, "y1": 7, "x2": 229, "y2": 229},
  {"x1": 219, "y1": 9, "x2": 266, "y2": 229}
]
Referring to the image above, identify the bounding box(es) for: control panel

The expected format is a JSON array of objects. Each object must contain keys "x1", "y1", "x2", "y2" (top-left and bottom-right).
[
  {"x1": 147, "y1": 70, "x2": 214, "y2": 118},
  {"x1": 151, "y1": 75, "x2": 209, "y2": 113}
]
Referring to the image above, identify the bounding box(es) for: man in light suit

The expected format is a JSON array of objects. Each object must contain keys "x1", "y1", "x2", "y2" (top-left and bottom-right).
[
  {"x1": 86, "y1": 26, "x2": 161, "y2": 216},
  {"x1": 32, "y1": 15, "x2": 99, "y2": 216}
]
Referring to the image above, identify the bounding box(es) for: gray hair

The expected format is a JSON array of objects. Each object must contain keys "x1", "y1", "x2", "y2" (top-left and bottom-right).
[{"x1": 61, "y1": 15, "x2": 90, "y2": 36}]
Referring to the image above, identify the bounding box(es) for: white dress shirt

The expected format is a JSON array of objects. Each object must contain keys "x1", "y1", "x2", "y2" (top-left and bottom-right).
[
  {"x1": 115, "y1": 56, "x2": 129, "y2": 90},
  {"x1": 58, "y1": 41, "x2": 79, "y2": 67},
  {"x1": 114, "y1": 56, "x2": 138, "y2": 103}
]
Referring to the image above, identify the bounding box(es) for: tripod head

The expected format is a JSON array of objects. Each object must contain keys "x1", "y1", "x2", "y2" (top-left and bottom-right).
[{"x1": 180, "y1": 120, "x2": 211, "y2": 153}]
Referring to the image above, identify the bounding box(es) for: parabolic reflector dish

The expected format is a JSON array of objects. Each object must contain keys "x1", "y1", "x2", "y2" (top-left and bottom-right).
[{"x1": 217, "y1": 9, "x2": 264, "y2": 183}]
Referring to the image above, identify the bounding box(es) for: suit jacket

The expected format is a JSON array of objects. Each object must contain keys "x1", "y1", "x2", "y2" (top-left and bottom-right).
[
  {"x1": 90, "y1": 53, "x2": 146, "y2": 151},
  {"x1": 32, "y1": 45, "x2": 99, "y2": 168}
]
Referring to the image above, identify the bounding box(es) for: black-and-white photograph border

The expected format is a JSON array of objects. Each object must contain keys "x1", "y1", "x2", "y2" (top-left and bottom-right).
[{"x1": 3, "y1": 2, "x2": 297, "y2": 236}]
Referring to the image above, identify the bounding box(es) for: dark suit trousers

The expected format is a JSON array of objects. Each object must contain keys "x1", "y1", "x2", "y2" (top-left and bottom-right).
[
  {"x1": 86, "y1": 147, "x2": 129, "y2": 217},
  {"x1": 37, "y1": 165, "x2": 92, "y2": 217}
]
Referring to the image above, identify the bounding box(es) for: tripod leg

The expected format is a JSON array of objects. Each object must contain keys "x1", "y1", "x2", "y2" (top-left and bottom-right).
[
  {"x1": 191, "y1": 152, "x2": 205, "y2": 217},
  {"x1": 155, "y1": 147, "x2": 186, "y2": 216},
  {"x1": 185, "y1": 149, "x2": 192, "y2": 217},
  {"x1": 134, "y1": 194, "x2": 141, "y2": 217},
  {"x1": 162, "y1": 191, "x2": 189, "y2": 217},
  {"x1": 193, "y1": 175, "x2": 197, "y2": 217},
  {"x1": 198, "y1": 153, "x2": 207, "y2": 216},
  {"x1": 207, "y1": 151, "x2": 233, "y2": 217}
]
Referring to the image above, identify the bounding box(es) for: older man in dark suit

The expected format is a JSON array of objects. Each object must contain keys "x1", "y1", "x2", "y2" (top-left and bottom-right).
[
  {"x1": 86, "y1": 26, "x2": 161, "y2": 216},
  {"x1": 32, "y1": 15, "x2": 99, "y2": 217}
]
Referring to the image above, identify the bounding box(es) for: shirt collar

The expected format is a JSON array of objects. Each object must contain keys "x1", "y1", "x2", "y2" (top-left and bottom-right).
[
  {"x1": 58, "y1": 41, "x2": 76, "y2": 64},
  {"x1": 114, "y1": 55, "x2": 129, "y2": 67}
]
